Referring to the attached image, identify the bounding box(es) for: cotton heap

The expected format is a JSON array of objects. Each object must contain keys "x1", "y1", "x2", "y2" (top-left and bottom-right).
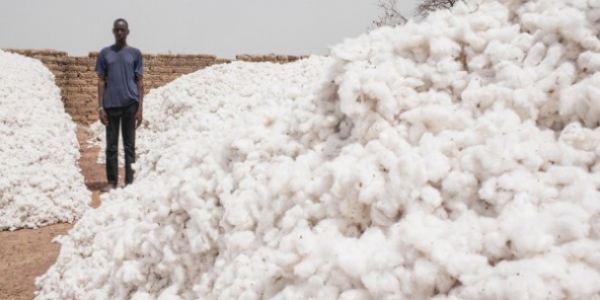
[
  {"x1": 0, "y1": 50, "x2": 90, "y2": 231},
  {"x1": 36, "y1": 0, "x2": 600, "y2": 299}
]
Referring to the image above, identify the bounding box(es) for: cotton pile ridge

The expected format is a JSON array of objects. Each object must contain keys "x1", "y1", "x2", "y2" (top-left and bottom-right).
[
  {"x1": 0, "y1": 50, "x2": 90, "y2": 231},
  {"x1": 36, "y1": 0, "x2": 600, "y2": 298}
]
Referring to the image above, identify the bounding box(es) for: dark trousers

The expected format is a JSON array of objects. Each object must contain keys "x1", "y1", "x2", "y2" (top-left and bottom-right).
[{"x1": 105, "y1": 102, "x2": 138, "y2": 186}]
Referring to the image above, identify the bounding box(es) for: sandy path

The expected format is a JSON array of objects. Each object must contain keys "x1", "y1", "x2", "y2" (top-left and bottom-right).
[{"x1": 0, "y1": 124, "x2": 112, "y2": 300}]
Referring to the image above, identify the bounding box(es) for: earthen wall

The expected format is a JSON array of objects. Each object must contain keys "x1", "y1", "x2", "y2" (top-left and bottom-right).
[{"x1": 3, "y1": 48, "x2": 307, "y2": 123}]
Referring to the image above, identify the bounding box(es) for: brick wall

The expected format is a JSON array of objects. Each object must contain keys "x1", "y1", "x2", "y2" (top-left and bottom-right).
[{"x1": 3, "y1": 48, "x2": 308, "y2": 123}]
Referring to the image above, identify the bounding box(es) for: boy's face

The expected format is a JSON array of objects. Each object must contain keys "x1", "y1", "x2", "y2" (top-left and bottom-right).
[{"x1": 113, "y1": 21, "x2": 129, "y2": 42}]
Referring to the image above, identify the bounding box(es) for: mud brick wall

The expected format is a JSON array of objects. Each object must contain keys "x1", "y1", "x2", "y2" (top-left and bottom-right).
[
  {"x1": 3, "y1": 48, "x2": 307, "y2": 124},
  {"x1": 235, "y1": 54, "x2": 308, "y2": 63}
]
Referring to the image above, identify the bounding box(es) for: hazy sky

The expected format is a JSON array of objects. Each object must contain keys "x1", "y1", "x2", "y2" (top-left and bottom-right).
[{"x1": 0, "y1": 0, "x2": 418, "y2": 58}]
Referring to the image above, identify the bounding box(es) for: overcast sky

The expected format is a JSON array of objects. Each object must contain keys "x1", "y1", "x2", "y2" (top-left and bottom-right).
[{"x1": 0, "y1": 0, "x2": 418, "y2": 58}]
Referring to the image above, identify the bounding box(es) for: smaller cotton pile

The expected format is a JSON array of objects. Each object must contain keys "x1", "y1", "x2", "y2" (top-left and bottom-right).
[{"x1": 0, "y1": 50, "x2": 90, "y2": 231}]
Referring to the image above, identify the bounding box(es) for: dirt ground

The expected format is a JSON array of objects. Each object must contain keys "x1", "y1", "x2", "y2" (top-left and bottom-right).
[{"x1": 0, "y1": 124, "x2": 121, "y2": 300}]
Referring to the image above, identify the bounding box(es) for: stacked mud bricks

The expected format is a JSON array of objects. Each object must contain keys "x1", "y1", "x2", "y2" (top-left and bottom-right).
[
  {"x1": 3, "y1": 49, "x2": 307, "y2": 124},
  {"x1": 235, "y1": 54, "x2": 306, "y2": 63}
]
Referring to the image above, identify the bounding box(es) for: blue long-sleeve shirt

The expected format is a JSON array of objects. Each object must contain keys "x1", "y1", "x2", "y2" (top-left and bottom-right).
[{"x1": 95, "y1": 45, "x2": 144, "y2": 108}]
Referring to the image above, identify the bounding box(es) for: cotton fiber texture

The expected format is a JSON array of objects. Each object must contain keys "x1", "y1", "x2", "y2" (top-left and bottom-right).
[
  {"x1": 36, "y1": 0, "x2": 600, "y2": 299},
  {"x1": 0, "y1": 50, "x2": 90, "y2": 231}
]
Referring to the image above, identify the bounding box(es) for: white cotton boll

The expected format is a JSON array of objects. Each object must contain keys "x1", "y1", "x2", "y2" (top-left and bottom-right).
[
  {"x1": 483, "y1": 229, "x2": 510, "y2": 261},
  {"x1": 359, "y1": 227, "x2": 404, "y2": 270},
  {"x1": 361, "y1": 81, "x2": 397, "y2": 122},
  {"x1": 499, "y1": 200, "x2": 554, "y2": 256},
  {"x1": 589, "y1": 210, "x2": 600, "y2": 239},
  {"x1": 560, "y1": 263, "x2": 600, "y2": 298},
  {"x1": 558, "y1": 82, "x2": 589, "y2": 124},
  {"x1": 544, "y1": 166, "x2": 588, "y2": 190},
  {"x1": 358, "y1": 116, "x2": 393, "y2": 143},
  {"x1": 547, "y1": 214, "x2": 589, "y2": 245},
  {"x1": 337, "y1": 70, "x2": 369, "y2": 120},
  {"x1": 466, "y1": 53, "x2": 489, "y2": 71},
  {"x1": 558, "y1": 142, "x2": 597, "y2": 168},
  {"x1": 131, "y1": 292, "x2": 154, "y2": 300},
  {"x1": 293, "y1": 256, "x2": 321, "y2": 279},
  {"x1": 456, "y1": 26, "x2": 488, "y2": 53},
  {"x1": 390, "y1": 151, "x2": 429, "y2": 195},
  {"x1": 511, "y1": 90, "x2": 544, "y2": 122},
  {"x1": 577, "y1": 51, "x2": 600, "y2": 73},
  {"x1": 435, "y1": 57, "x2": 464, "y2": 75},
  {"x1": 511, "y1": 30, "x2": 536, "y2": 52},
  {"x1": 496, "y1": 170, "x2": 543, "y2": 197},
  {"x1": 450, "y1": 74, "x2": 469, "y2": 97},
  {"x1": 418, "y1": 90, "x2": 453, "y2": 107},
  {"x1": 157, "y1": 285, "x2": 182, "y2": 300},
  {"x1": 482, "y1": 24, "x2": 521, "y2": 45},
  {"x1": 561, "y1": 18, "x2": 600, "y2": 52},
  {"x1": 482, "y1": 255, "x2": 566, "y2": 299},
  {"x1": 335, "y1": 240, "x2": 368, "y2": 279},
  {"x1": 356, "y1": 162, "x2": 386, "y2": 206},
  {"x1": 444, "y1": 252, "x2": 490, "y2": 282},
  {"x1": 223, "y1": 196, "x2": 257, "y2": 230},
  {"x1": 442, "y1": 170, "x2": 478, "y2": 199},
  {"x1": 289, "y1": 153, "x2": 319, "y2": 192},
  {"x1": 535, "y1": 62, "x2": 577, "y2": 95},
  {"x1": 523, "y1": 42, "x2": 547, "y2": 68},
  {"x1": 410, "y1": 259, "x2": 442, "y2": 296},
  {"x1": 485, "y1": 41, "x2": 525, "y2": 65},
  {"x1": 496, "y1": 64, "x2": 536, "y2": 89},
  {"x1": 466, "y1": 272, "x2": 556, "y2": 300},
  {"x1": 280, "y1": 205, "x2": 308, "y2": 231},
  {"x1": 467, "y1": 3, "x2": 505, "y2": 32},
  {"x1": 292, "y1": 227, "x2": 319, "y2": 258},
  {"x1": 227, "y1": 231, "x2": 256, "y2": 251},
  {"x1": 465, "y1": 147, "x2": 516, "y2": 179},
  {"x1": 429, "y1": 36, "x2": 462, "y2": 60},
  {"x1": 112, "y1": 239, "x2": 126, "y2": 263},
  {"x1": 420, "y1": 185, "x2": 443, "y2": 208},
  {"x1": 267, "y1": 159, "x2": 295, "y2": 193},
  {"x1": 535, "y1": 44, "x2": 564, "y2": 76},
  {"x1": 560, "y1": 241, "x2": 600, "y2": 273},
  {"x1": 478, "y1": 177, "x2": 498, "y2": 202},
  {"x1": 558, "y1": 121, "x2": 600, "y2": 151},
  {"x1": 401, "y1": 104, "x2": 452, "y2": 134},
  {"x1": 117, "y1": 261, "x2": 145, "y2": 285},
  {"x1": 461, "y1": 78, "x2": 499, "y2": 115},
  {"x1": 360, "y1": 271, "x2": 401, "y2": 299},
  {"x1": 545, "y1": 202, "x2": 590, "y2": 242},
  {"x1": 516, "y1": 87, "x2": 550, "y2": 121},
  {"x1": 402, "y1": 39, "x2": 430, "y2": 63},
  {"x1": 420, "y1": 146, "x2": 452, "y2": 183},
  {"x1": 339, "y1": 289, "x2": 373, "y2": 300}
]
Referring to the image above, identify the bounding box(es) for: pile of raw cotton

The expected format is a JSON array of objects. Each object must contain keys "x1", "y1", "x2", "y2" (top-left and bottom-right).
[
  {"x1": 36, "y1": 0, "x2": 600, "y2": 298},
  {"x1": 0, "y1": 50, "x2": 90, "y2": 231}
]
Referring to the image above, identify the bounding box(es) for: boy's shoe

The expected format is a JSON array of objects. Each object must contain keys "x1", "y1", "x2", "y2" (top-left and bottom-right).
[{"x1": 101, "y1": 183, "x2": 117, "y2": 193}]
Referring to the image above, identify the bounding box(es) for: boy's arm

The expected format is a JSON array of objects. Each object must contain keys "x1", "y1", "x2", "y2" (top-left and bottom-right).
[
  {"x1": 135, "y1": 75, "x2": 144, "y2": 128},
  {"x1": 98, "y1": 74, "x2": 108, "y2": 125}
]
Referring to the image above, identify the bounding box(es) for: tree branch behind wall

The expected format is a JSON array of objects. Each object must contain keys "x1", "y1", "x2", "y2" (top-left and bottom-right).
[
  {"x1": 417, "y1": 0, "x2": 460, "y2": 16},
  {"x1": 370, "y1": 0, "x2": 407, "y2": 30}
]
